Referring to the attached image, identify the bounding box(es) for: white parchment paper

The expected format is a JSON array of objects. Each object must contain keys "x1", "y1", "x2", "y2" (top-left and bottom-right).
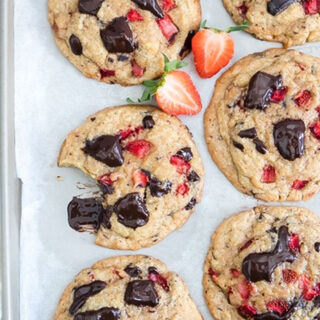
[{"x1": 15, "y1": 0, "x2": 320, "y2": 319}]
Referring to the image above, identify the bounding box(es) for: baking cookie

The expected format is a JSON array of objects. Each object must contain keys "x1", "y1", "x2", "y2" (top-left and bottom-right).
[
  {"x1": 223, "y1": 0, "x2": 320, "y2": 47},
  {"x1": 58, "y1": 105, "x2": 204, "y2": 250},
  {"x1": 203, "y1": 205, "x2": 320, "y2": 320},
  {"x1": 204, "y1": 48, "x2": 320, "y2": 202},
  {"x1": 55, "y1": 255, "x2": 203, "y2": 319},
  {"x1": 48, "y1": 0, "x2": 201, "y2": 85}
]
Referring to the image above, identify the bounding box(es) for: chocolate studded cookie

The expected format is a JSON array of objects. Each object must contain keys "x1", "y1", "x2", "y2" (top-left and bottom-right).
[
  {"x1": 48, "y1": 0, "x2": 201, "y2": 85},
  {"x1": 55, "y1": 255, "x2": 203, "y2": 319},
  {"x1": 204, "y1": 48, "x2": 320, "y2": 202},
  {"x1": 58, "y1": 105, "x2": 204, "y2": 250},
  {"x1": 203, "y1": 205, "x2": 320, "y2": 320},
  {"x1": 223, "y1": 0, "x2": 320, "y2": 47}
]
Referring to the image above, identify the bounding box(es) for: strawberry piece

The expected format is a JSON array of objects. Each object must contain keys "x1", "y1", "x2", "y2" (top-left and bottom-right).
[
  {"x1": 238, "y1": 304, "x2": 257, "y2": 317},
  {"x1": 261, "y1": 165, "x2": 276, "y2": 183},
  {"x1": 176, "y1": 182, "x2": 189, "y2": 196},
  {"x1": 230, "y1": 268, "x2": 241, "y2": 278},
  {"x1": 316, "y1": 106, "x2": 320, "y2": 120},
  {"x1": 98, "y1": 173, "x2": 113, "y2": 186},
  {"x1": 292, "y1": 179, "x2": 309, "y2": 190},
  {"x1": 267, "y1": 300, "x2": 289, "y2": 315},
  {"x1": 270, "y1": 87, "x2": 288, "y2": 103},
  {"x1": 282, "y1": 269, "x2": 298, "y2": 284},
  {"x1": 237, "y1": 2, "x2": 248, "y2": 15},
  {"x1": 126, "y1": 140, "x2": 152, "y2": 158},
  {"x1": 118, "y1": 126, "x2": 144, "y2": 140},
  {"x1": 131, "y1": 60, "x2": 144, "y2": 77},
  {"x1": 132, "y1": 169, "x2": 149, "y2": 188},
  {"x1": 192, "y1": 29, "x2": 234, "y2": 78},
  {"x1": 100, "y1": 69, "x2": 115, "y2": 78},
  {"x1": 289, "y1": 234, "x2": 300, "y2": 254},
  {"x1": 310, "y1": 122, "x2": 320, "y2": 140},
  {"x1": 89, "y1": 273, "x2": 95, "y2": 281},
  {"x1": 162, "y1": 0, "x2": 176, "y2": 11},
  {"x1": 304, "y1": 0, "x2": 319, "y2": 14},
  {"x1": 148, "y1": 269, "x2": 169, "y2": 291},
  {"x1": 239, "y1": 239, "x2": 253, "y2": 251},
  {"x1": 155, "y1": 70, "x2": 202, "y2": 115},
  {"x1": 208, "y1": 268, "x2": 219, "y2": 280},
  {"x1": 238, "y1": 280, "x2": 252, "y2": 301},
  {"x1": 294, "y1": 90, "x2": 312, "y2": 107},
  {"x1": 170, "y1": 155, "x2": 191, "y2": 174},
  {"x1": 299, "y1": 275, "x2": 320, "y2": 300},
  {"x1": 127, "y1": 8, "x2": 144, "y2": 21},
  {"x1": 156, "y1": 15, "x2": 178, "y2": 42}
]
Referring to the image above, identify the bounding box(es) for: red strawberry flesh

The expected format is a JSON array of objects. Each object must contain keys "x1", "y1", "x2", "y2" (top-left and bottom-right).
[
  {"x1": 170, "y1": 155, "x2": 191, "y2": 174},
  {"x1": 238, "y1": 280, "x2": 252, "y2": 301},
  {"x1": 162, "y1": 0, "x2": 176, "y2": 11},
  {"x1": 270, "y1": 87, "x2": 288, "y2": 103},
  {"x1": 126, "y1": 140, "x2": 152, "y2": 158},
  {"x1": 100, "y1": 69, "x2": 115, "y2": 78},
  {"x1": 127, "y1": 9, "x2": 144, "y2": 21},
  {"x1": 261, "y1": 165, "x2": 276, "y2": 183},
  {"x1": 310, "y1": 122, "x2": 320, "y2": 140},
  {"x1": 282, "y1": 269, "x2": 298, "y2": 284},
  {"x1": 289, "y1": 234, "x2": 300, "y2": 253},
  {"x1": 267, "y1": 300, "x2": 289, "y2": 315},
  {"x1": 304, "y1": 0, "x2": 319, "y2": 14},
  {"x1": 176, "y1": 182, "x2": 189, "y2": 196},
  {"x1": 132, "y1": 60, "x2": 144, "y2": 77},
  {"x1": 294, "y1": 90, "x2": 312, "y2": 107},
  {"x1": 132, "y1": 169, "x2": 149, "y2": 188},
  {"x1": 292, "y1": 179, "x2": 309, "y2": 190},
  {"x1": 157, "y1": 15, "x2": 178, "y2": 42},
  {"x1": 238, "y1": 304, "x2": 257, "y2": 317},
  {"x1": 148, "y1": 270, "x2": 169, "y2": 291}
]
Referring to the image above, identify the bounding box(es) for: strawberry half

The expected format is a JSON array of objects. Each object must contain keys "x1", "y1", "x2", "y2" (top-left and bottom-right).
[
  {"x1": 132, "y1": 169, "x2": 149, "y2": 188},
  {"x1": 126, "y1": 140, "x2": 152, "y2": 158},
  {"x1": 157, "y1": 15, "x2": 178, "y2": 42},
  {"x1": 282, "y1": 269, "x2": 298, "y2": 284},
  {"x1": 267, "y1": 300, "x2": 289, "y2": 315},
  {"x1": 127, "y1": 9, "x2": 144, "y2": 22}
]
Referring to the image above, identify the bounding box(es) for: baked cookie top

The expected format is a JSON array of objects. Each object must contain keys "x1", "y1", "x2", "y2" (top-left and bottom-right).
[
  {"x1": 58, "y1": 105, "x2": 204, "y2": 250},
  {"x1": 54, "y1": 255, "x2": 203, "y2": 319},
  {"x1": 48, "y1": 0, "x2": 201, "y2": 85},
  {"x1": 204, "y1": 48, "x2": 320, "y2": 202},
  {"x1": 203, "y1": 206, "x2": 320, "y2": 320},
  {"x1": 222, "y1": 0, "x2": 320, "y2": 47}
]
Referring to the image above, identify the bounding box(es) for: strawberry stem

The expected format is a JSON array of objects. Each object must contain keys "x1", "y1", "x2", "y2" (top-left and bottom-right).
[{"x1": 202, "y1": 20, "x2": 250, "y2": 33}]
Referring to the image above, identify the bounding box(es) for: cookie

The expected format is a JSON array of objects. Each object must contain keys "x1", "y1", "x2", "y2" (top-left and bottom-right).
[
  {"x1": 222, "y1": 0, "x2": 320, "y2": 47},
  {"x1": 58, "y1": 105, "x2": 204, "y2": 250},
  {"x1": 54, "y1": 255, "x2": 203, "y2": 319},
  {"x1": 204, "y1": 48, "x2": 320, "y2": 202},
  {"x1": 203, "y1": 205, "x2": 320, "y2": 320},
  {"x1": 48, "y1": 0, "x2": 201, "y2": 86}
]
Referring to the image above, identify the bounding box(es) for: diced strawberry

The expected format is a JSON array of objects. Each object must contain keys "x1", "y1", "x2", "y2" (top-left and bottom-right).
[
  {"x1": 170, "y1": 155, "x2": 191, "y2": 174},
  {"x1": 100, "y1": 69, "x2": 115, "y2": 78},
  {"x1": 98, "y1": 173, "x2": 113, "y2": 186},
  {"x1": 282, "y1": 269, "x2": 298, "y2": 284},
  {"x1": 238, "y1": 280, "x2": 252, "y2": 301},
  {"x1": 208, "y1": 268, "x2": 219, "y2": 281},
  {"x1": 162, "y1": 0, "x2": 176, "y2": 11},
  {"x1": 289, "y1": 234, "x2": 300, "y2": 254},
  {"x1": 316, "y1": 106, "x2": 320, "y2": 120},
  {"x1": 148, "y1": 269, "x2": 169, "y2": 291},
  {"x1": 156, "y1": 15, "x2": 179, "y2": 42},
  {"x1": 310, "y1": 122, "x2": 320, "y2": 140},
  {"x1": 299, "y1": 274, "x2": 320, "y2": 301},
  {"x1": 126, "y1": 140, "x2": 152, "y2": 158},
  {"x1": 230, "y1": 268, "x2": 241, "y2": 278},
  {"x1": 261, "y1": 165, "x2": 276, "y2": 183},
  {"x1": 292, "y1": 179, "x2": 309, "y2": 190},
  {"x1": 270, "y1": 87, "x2": 288, "y2": 103},
  {"x1": 266, "y1": 300, "x2": 289, "y2": 315},
  {"x1": 131, "y1": 60, "x2": 144, "y2": 77},
  {"x1": 237, "y1": 2, "x2": 248, "y2": 15},
  {"x1": 176, "y1": 182, "x2": 189, "y2": 196},
  {"x1": 89, "y1": 273, "x2": 95, "y2": 281},
  {"x1": 132, "y1": 169, "x2": 149, "y2": 188},
  {"x1": 294, "y1": 90, "x2": 312, "y2": 107},
  {"x1": 118, "y1": 126, "x2": 144, "y2": 140},
  {"x1": 304, "y1": 0, "x2": 320, "y2": 14},
  {"x1": 227, "y1": 287, "x2": 233, "y2": 295},
  {"x1": 238, "y1": 304, "x2": 257, "y2": 317},
  {"x1": 239, "y1": 239, "x2": 253, "y2": 251},
  {"x1": 127, "y1": 9, "x2": 144, "y2": 21}
]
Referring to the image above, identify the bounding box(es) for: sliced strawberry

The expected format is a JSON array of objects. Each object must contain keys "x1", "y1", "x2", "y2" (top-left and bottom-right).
[
  {"x1": 162, "y1": 0, "x2": 176, "y2": 11},
  {"x1": 289, "y1": 234, "x2": 300, "y2": 254},
  {"x1": 282, "y1": 269, "x2": 298, "y2": 284},
  {"x1": 230, "y1": 268, "x2": 241, "y2": 278},
  {"x1": 310, "y1": 122, "x2": 320, "y2": 140},
  {"x1": 261, "y1": 165, "x2": 276, "y2": 183},
  {"x1": 266, "y1": 300, "x2": 289, "y2": 315},
  {"x1": 176, "y1": 182, "x2": 189, "y2": 196},
  {"x1": 132, "y1": 169, "x2": 149, "y2": 188},
  {"x1": 208, "y1": 268, "x2": 219, "y2": 281},
  {"x1": 126, "y1": 140, "x2": 152, "y2": 158},
  {"x1": 131, "y1": 60, "x2": 144, "y2": 77},
  {"x1": 148, "y1": 269, "x2": 169, "y2": 291},
  {"x1": 127, "y1": 9, "x2": 144, "y2": 21},
  {"x1": 238, "y1": 280, "x2": 252, "y2": 301},
  {"x1": 155, "y1": 70, "x2": 201, "y2": 115},
  {"x1": 292, "y1": 179, "x2": 309, "y2": 190},
  {"x1": 238, "y1": 304, "x2": 257, "y2": 317},
  {"x1": 270, "y1": 87, "x2": 288, "y2": 103},
  {"x1": 156, "y1": 15, "x2": 178, "y2": 42},
  {"x1": 100, "y1": 69, "x2": 115, "y2": 78},
  {"x1": 304, "y1": 0, "x2": 320, "y2": 14},
  {"x1": 294, "y1": 90, "x2": 312, "y2": 107},
  {"x1": 237, "y1": 2, "x2": 248, "y2": 15},
  {"x1": 170, "y1": 155, "x2": 191, "y2": 174},
  {"x1": 239, "y1": 239, "x2": 253, "y2": 251}
]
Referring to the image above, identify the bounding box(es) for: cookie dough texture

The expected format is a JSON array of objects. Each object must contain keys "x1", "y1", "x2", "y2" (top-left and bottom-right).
[
  {"x1": 55, "y1": 255, "x2": 203, "y2": 319},
  {"x1": 223, "y1": 0, "x2": 320, "y2": 47},
  {"x1": 203, "y1": 206, "x2": 320, "y2": 320},
  {"x1": 204, "y1": 48, "x2": 320, "y2": 202},
  {"x1": 48, "y1": 0, "x2": 201, "y2": 85},
  {"x1": 59, "y1": 105, "x2": 204, "y2": 250}
]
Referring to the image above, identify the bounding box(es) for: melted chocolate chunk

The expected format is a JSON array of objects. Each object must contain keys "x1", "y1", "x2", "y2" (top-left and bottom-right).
[
  {"x1": 125, "y1": 280, "x2": 159, "y2": 307},
  {"x1": 68, "y1": 197, "x2": 107, "y2": 232},
  {"x1": 117, "y1": 54, "x2": 129, "y2": 61},
  {"x1": 242, "y1": 226, "x2": 296, "y2": 282},
  {"x1": 176, "y1": 147, "x2": 193, "y2": 161},
  {"x1": 187, "y1": 170, "x2": 200, "y2": 182},
  {"x1": 238, "y1": 127, "x2": 257, "y2": 139},
  {"x1": 82, "y1": 135, "x2": 124, "y2": 167},
  {"x1": 315, "y1": 242, "x2": 320, "y2": 252},
  {"x1": 185, "y1": 198, "x2": 196, "y2": 210},
  {"x1": 273, "y1": 119, "x2": 305, "y2": 161},
  {"x1": 179, "y1": 30, "x2": 196, "y2": 57},
  {"x1": 132, "y1": 0, "x2": 164, "y2": 18},
  {"x1": 78, "y1": 0, "x2": 104, "y2": 15},
  {"x1": 100, "y1": 17, "x2": 137, "y2": 53},
  {"x1": 125, "y1": 265, "x2": 142, "y2": 277},
  {"x1": 69, "y1": 35, "x2": 83, "y2": 55},
  {"x1": 99, "y1": 182, "x2": 114, "y2": 195},
  {"x1": 74, "y1": 307, "x2": 120, "y2": 320},
  {"x1": 253, "y1": 138, "x2": 267, "y2": 154},
  {"x1": 69, "y1": 281, "x2": 106, "y2": 315},
  {"x1": 244, "y1": 72, "x2": 282, "y2": 110},
  {"x1": 149, "y1": 177, "x2": 172, "y2": 197},
  {"x1": 114, "y1": 193, "x2": 149, "y2": 228},
  {"x1": 314, "y1": 295, "x2": 320, "y2": 307},
  {"x1": 267, "y1": 0, "x2": 297, "y2": 16},
  {"x1": 143, "y1": 115, "x2": 155, "y2": 129},
  {"x1": 233, "y1": 140, "x2": 244, "y2": 151}
]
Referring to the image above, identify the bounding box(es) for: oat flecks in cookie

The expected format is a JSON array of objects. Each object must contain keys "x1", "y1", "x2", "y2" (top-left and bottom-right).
[
  {"x1": 59, "y1": 105, "x2": 204, "y2": 250},
  {"x1": 54, "y1": 255, "x2": 203, "y2": 320}
]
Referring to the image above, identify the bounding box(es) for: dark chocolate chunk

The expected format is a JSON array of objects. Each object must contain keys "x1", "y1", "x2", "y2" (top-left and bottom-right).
[
  {"x1": 179, "y1": 30, "x2": 196, "y2": 57},
  {"x1": 117, "y1": 54, "x2": 129, "y2": 61},
  {"x1": 99, "y1": 182, "x2": 114, "y2": 195},
  {"x1": 314, "y1": 295, "x2": 320, "y2": 307},
  {"x1": 233, "y1": 140, "x2": 244, "y2": 151},
  {"x1": 69, "y1": 35, "x2": 83, "y2": 55},
  {"x1": 242, "y1": 226, "x2": 296, "y2": 282},
  {"x1": 142, "y1": 115, "x2": 155, "y2": 129},
  {"x1": 149, "y1": 177, "x2": 172, "y2": 197},
  {"x1": 253, "y1": 138, "x2": 267, "y2": 154},
  {"x1": 176, "y1": 147, "x2": 193, "y2": 161},
  {"x1": 315, "y1": 242, "x2": 320, "y2": 252},
  {"x1": 100, "y1": 17, "x2": 137, "y2": 53},
  {"x1": 74, "y1": 307, "x2": 120, "y2": 320},
  {"x1": 187, "y1": 170, "x2": 200, "y2": 182},
  {"x1": 267, "y1": 0, "x2": 297, "y2": 16},
  {"x1": 101, "y1": 205, "x2": 113, "y2": 229},
  {"x1": 125, "y1": 280, "x2": 159, "y2": 307},
  {"x1": 132, "y1": 0, "x2": 164, "y2": 18},
  {"x1": 78, "y1": 0, "x2": 104, "y2": 15},
  {"x1": 124, "y1": 265, "x2": 142, "y2": 277},
  {"x1": 273, "y1": 119, "x2": 305, "y2": 161},
  {"x1": 244, "y1": 72, "x2": 282, "y2": 110},
  {"x1": 238, "y1": 127, "x2": 257, "y2": 139},
  {"x1": 185, "y1": 198, "x2": 196, "y2": 210},
  {"x1": 82, "y1": 135, "x2": 124, "y2": 167},
  {"x1": 114, "y1": 193, "x2": 149, "y2": 228},
  {"x1": 69, "y1": 281, "x2": 106, "y2": 315}
]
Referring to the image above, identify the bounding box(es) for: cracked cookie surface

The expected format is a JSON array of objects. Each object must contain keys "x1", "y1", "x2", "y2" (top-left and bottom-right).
[{"x1": 204, "y1": 48, "x2": 320, "y2": 202}]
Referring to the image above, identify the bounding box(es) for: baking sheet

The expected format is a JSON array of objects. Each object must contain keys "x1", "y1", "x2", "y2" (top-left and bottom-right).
[{"x1": 14, "y1": 0, "x2": 320, "y2": 319}]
